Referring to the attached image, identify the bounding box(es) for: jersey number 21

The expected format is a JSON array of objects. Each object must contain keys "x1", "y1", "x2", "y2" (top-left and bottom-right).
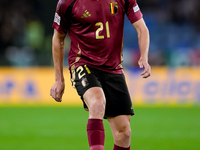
[{"x1": 95, "y1": 21, "x2": 110, "y2": 39}]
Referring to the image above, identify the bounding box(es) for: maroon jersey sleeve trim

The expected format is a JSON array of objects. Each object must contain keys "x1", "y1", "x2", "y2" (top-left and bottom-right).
[
  {"x1": 56, "y1": 0, "x2": 67, "y2": 12},
  {"x1": 64, "y1": 0, "x2": 77, "y2": 30},
  {"x1": 124, "y1": 0, "x2": 129, "y2": 13},
  {"x1": 124, "y1": 0, "x2": 143, "y2": 24},
  {"x1": 52, "y1": 0, "x2": 77, "y2": 33}
]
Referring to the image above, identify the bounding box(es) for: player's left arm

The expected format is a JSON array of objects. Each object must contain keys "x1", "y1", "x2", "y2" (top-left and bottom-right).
[{"x1": 132, "y1": 18, "x2": 151, "y2": 78}]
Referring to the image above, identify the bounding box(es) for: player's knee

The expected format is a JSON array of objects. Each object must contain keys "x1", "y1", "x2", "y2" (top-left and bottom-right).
[
  {"x1": 89, "y1": 97, "x2": 105, "y2": 117},
  {"x1": 91, "y1": 98, "x2": 105, "y2": 113},
  {"x1": 117, "y1": 125, "x2": 131, "y2": 141},
  {"x1": 122, "y1": 127, "x2": 131, "y2": 140}
]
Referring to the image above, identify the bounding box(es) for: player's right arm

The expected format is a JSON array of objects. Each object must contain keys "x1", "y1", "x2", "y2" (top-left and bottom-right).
[{"x1": 50, "y1": 29, "x2": 66, "y2": 102}]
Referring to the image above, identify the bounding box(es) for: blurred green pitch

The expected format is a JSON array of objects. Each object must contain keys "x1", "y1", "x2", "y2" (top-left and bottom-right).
[{"x1": 0, "y1": 106, "x2": 199, "y2": 150}]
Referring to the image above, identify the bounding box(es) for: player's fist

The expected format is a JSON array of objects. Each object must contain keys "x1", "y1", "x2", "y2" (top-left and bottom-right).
[
  {"x1": 50, "y1": 81, "x2": 65, "y2": 102},
  {"x1": 138, "y1": 57, "x2": 151, "y2": 78}
]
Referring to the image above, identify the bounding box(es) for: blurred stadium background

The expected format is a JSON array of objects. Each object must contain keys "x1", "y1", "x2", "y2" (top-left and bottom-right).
[{"x1": 0, "y1": 0, "x2": 200, "y2": 150}]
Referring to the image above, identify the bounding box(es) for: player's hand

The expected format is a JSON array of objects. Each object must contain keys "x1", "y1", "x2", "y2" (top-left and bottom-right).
[
  {"x1": 50, "y1": 81, "x2": 65, "y2": 102},
  {"x1": 138, "y1": 57, "x2": 151, "y2": 78}
]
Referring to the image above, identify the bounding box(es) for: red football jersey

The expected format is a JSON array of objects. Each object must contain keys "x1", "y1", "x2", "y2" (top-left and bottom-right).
[{"x1": 53, "y1": 0, "x2": 142, "y2": 73}]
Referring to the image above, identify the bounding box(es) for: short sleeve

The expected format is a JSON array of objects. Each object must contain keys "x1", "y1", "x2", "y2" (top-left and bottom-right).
[
  {"x1": 125, "y1": 0, "x2": 143, "y2": 24},
  {"x1": 52, "y1": 1, "x2": 69, "y2": 34}
]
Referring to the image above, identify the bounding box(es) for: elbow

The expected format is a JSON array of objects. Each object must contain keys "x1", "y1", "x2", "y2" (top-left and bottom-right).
[{"x1": 137, "y1": 25, "x2": 149, "y2": 38}]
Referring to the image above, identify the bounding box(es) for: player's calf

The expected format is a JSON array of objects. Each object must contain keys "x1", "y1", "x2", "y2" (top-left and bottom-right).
[{"x1": 87, "y1": 119, "x2": 105, "y2": 150}]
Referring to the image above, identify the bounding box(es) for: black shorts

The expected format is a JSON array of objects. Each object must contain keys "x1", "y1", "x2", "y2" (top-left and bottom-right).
[{"x1": 70, "y1": 65, "x2": 134, "y2": 117}]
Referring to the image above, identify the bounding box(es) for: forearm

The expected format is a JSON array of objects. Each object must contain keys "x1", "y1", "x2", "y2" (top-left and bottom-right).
[
  {"x1": 133, "y1": 19, "x2": 150, "y2": 60},
  {"x1": 52, "y1": 34, "x2": 65, "y2": 82},
  {"x1": 137, "y1": 26, "x2": 149, "y2": 60}
]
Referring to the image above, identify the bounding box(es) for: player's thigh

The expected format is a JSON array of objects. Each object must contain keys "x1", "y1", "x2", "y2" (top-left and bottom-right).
[
  {"x1": 83, "y1": 87, "x2": 106, "y2": 109},
  {"x1": 107, "y1": 115, "x2": 131, "y2": 134},
  {"x1": 71, "y1": 65, "x2": 105, "y2": 109}
]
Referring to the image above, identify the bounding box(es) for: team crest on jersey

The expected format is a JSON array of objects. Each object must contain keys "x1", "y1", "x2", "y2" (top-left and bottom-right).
[
  {"x1": 109, "y1": 2, "x2": 118, "y2": 14},
  {"x1": 81, "y1": 77, "x2": 89, "y2": 87},
  {"x1": 54, "y1": 13, "x2": 61, "y2": 25}
]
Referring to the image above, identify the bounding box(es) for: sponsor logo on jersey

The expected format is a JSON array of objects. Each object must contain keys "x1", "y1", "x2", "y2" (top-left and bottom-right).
[
  {"x1": 81, "y1": 10, "x2": 91, "y2": 18},
  {"x1": 109, "y1": 2, "x2": 118, "y2": 14},
  {"x1": 54, "y1": 13, "x2": 61, "y2": 25},
  {"x1": 133, "y1": 4, "x2": 140, "y2": 13}
]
